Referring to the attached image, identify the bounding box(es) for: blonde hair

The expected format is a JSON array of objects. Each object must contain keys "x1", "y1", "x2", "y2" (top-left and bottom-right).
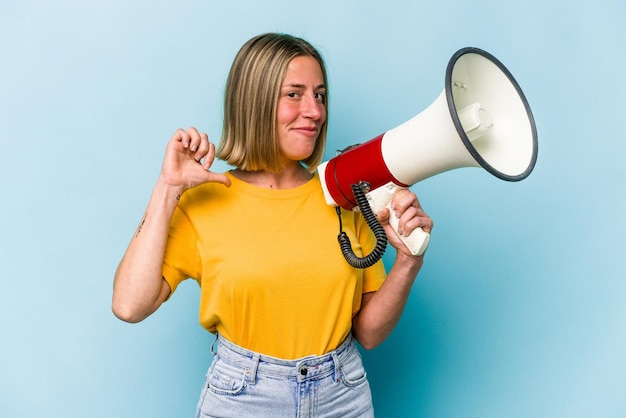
[{"x1": 217, "y1": 33, "x2": 329, "y2": 172}]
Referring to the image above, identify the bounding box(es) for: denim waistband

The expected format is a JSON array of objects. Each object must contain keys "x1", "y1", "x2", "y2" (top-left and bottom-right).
[{"x1": 211, "y1": 334, "x2": 355, "y2": 384}]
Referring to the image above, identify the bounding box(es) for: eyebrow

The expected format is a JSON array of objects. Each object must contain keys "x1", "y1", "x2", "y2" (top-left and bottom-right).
[{"x1": 282, "y1": 83, "x2": 326, "y2": 90}]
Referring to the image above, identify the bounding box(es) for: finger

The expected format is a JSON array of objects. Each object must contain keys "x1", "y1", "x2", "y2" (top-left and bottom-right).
[
  {"x1": 396, "y1": 205, "x2": 419, "y2": 236},
  {"x1": 405, "y1": 214, "x2": 433, "y2": 234},
  {"x1": 205, "y1": 171, "x2": 232, "y2": 187},
  {"x1": 194, "y1": 132, "x2": 210, "y2": 162},
  {"x1": 391, "y1": 189, "x2": 421, "y2": 214},
  {"x1": 186, "y1": 127, "x2": 202, "y2": 152},
  {"x1": 391, "y1": 193, "x2": 423, "y2": 227},
  {"x1": 392, "y1": 193, "x2": 432, "y2": 236},
  {"x1": 202, "y1": 141, "x2": 217, "y2": 170},
  {"x1": 376, "y1": 207, "x2": 391, "y2": 224},
  {"x1": 172, "y1": 128, "x2": 191, "y2": 149}
]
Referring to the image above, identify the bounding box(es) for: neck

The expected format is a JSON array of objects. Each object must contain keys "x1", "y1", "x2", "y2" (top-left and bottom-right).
[{"x1": 232, "y1": 164, "x2": 313, "y2": 190}]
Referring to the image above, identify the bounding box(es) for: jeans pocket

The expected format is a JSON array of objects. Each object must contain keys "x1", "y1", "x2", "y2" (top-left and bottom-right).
[
  {"x1": 338, "y1": 351, "x2": 368, "y2": 388},
  {"x1": 206, "y1": 356, "x2": 247, "y2": 396}
]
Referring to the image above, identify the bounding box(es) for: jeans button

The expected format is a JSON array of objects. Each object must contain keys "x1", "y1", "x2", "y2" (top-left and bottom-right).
[{"x1": 300, "y1": 366, "x2": 308, "y2": 376}]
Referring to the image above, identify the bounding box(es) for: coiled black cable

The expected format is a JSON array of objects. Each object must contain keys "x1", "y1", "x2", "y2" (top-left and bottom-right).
[{"x1": 336, "y1": 182, "x2": 388, "y2": 269}]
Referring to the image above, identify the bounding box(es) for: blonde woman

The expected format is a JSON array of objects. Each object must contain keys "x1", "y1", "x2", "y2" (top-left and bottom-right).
[{"x1": 113, "y1": 32, "x2": 433, "y2": 417}]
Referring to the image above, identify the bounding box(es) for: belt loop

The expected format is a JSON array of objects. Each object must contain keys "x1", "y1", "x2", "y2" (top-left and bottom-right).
[
  {"x1": 331, "y1": 351, "x2": 341, "y2": 383},
  {"x1": 248, "y1": 353, "x2": 260, "y2": 385},
  {"x1": 210, "y1": 334, "x2": 219, "y2": 356}
]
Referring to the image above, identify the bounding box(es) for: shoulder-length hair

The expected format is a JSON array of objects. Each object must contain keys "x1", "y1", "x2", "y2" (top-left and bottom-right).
[{"x1": 217, "y1": 33, "x2": 329, "y2": 173}]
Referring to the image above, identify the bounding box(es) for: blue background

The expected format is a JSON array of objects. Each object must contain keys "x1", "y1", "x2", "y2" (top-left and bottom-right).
[{"x1": 1, "y1": 1, "x2": 625, "y2": 417}]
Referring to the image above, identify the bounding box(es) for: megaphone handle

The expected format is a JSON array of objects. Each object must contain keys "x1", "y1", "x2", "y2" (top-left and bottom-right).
[
  {"x1": 366, "y1": 183, "x2": 430, "y2": 256},
  {"x1": 386, "y1": 206, "x2": 430, "y2": 256}
]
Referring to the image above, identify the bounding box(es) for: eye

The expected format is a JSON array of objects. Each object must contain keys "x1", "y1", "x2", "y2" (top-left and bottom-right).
[{"x1": 315, "y1": 92, "x2": 326, "y2": 103}]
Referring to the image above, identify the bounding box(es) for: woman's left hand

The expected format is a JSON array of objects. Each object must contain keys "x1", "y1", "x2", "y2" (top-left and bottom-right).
[
  {"x1": 355, "y1": 189, "x2": 433, "y2": 349},
  {"x1": 376, "y1": 189, "x2": 433, "y2": 258}
]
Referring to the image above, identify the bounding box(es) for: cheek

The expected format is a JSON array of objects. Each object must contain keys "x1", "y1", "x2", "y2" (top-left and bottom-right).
[{"x1": 276, "y1": 102, "x2": 297, "y2": 125}]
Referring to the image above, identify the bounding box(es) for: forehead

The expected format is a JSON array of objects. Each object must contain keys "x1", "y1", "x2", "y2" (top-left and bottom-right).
[{"x1": 282, "y1": 56, "x2": 325, "y2": 86}]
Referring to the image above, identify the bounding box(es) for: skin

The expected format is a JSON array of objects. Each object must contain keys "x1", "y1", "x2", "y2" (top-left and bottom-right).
[{"x1": 112, "y1": 55, "x2": 433, "y2": 351}]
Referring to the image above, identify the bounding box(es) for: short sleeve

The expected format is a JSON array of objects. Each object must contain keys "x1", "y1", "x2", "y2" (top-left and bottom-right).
[{"x1": 162, "y1": 204, "x2": 202, "y2": 296}]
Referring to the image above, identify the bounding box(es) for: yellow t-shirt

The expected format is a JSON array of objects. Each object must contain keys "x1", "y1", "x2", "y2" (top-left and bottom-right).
[{"x1": 162, "y1": 172, "x2": 386, "y2": 359}]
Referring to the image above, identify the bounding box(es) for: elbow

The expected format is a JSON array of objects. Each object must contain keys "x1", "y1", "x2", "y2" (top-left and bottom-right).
[
  {"x1": 356, "y1": 338, "x2": 382, "y2": 351},
  {"x1": 111, "y1": 300, "x2": 148, "y2": 324},
  {"x1": 111, "y1": 275, "x2": 167, "y2": 323},
  {"x1": 352, "y1": 315, "x2": 387, "y2": 350},
  {"x1": 352, "y1": 331, "x2": 384, "y2": 351}
]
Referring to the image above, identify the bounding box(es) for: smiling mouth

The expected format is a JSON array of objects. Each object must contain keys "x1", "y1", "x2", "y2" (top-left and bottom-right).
[{"x1": 294, "y1": 126, "x2": 319, "y2": 136}]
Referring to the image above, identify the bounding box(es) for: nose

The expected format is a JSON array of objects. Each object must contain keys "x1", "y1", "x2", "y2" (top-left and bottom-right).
[{"x1": 301, "y1": 94, "x2": 324, "y2": 121}]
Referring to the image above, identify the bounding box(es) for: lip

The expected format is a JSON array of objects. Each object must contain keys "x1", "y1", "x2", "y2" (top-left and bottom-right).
[{"x1": 292, "y1": 126, "x2": 319, "y2": 137}]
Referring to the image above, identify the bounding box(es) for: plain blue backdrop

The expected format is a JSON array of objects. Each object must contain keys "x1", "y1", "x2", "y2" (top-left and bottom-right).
[{"x1": 1, "y1": 1, "x2": 625, "y2": 417}]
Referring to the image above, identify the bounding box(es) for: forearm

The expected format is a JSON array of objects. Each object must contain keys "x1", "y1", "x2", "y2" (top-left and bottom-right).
[
  {"x1": 112, "y1": 180, "x2": 184, "y2": 322},
  {"x1": 352, "y1": 253, "x2": 423, "y2": 350}
]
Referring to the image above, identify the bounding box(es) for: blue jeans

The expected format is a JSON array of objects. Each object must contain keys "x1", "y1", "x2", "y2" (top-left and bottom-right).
[{"x1": 195, "y1": 333, "x2": 375, "y2": 418}]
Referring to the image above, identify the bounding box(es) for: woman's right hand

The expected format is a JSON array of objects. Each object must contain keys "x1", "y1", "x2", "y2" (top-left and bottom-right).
[
  {"x1": 113, "y1": 127, "x2": 230, "y2": 323},
  {"x1": 159, "y1": 127, "x2": 231, "y2": 192}
]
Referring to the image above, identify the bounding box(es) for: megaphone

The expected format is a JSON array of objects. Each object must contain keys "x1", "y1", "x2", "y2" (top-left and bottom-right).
[{"x1": 318, "y1": 47, "x2": 538, "y2": 267}]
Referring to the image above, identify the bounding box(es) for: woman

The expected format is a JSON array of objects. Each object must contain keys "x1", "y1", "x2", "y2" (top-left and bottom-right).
[{"x1": 113, "y1": 32, "x2": 433, "y2": 417}]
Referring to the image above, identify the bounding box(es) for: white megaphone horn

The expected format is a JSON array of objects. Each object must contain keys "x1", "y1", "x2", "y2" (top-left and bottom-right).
[{"x1": 318, "y1": 47, "x2": 538, "y2": 268}]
